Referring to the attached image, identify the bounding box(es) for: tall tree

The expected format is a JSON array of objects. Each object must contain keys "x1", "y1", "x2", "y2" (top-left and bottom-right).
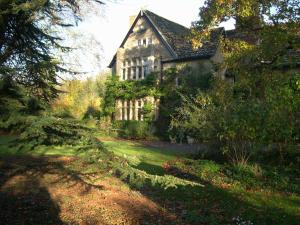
[
  {"x1": 0, "y1": 0, "x2": 104, "y2": 100},
  {"x1": 170, "y1": 0, "x2": 300, "y2": 163}
]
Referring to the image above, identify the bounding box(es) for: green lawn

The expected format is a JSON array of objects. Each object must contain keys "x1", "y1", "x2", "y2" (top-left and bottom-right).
[{"x1": 102, "y1": 139, "x2": 186, "y2": 175}]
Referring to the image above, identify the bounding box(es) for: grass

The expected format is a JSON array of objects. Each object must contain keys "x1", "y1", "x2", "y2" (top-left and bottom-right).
[
  {"x1": 1, "y1": 135, "x2": 299, "y2": 225},
  {"x1": 147, "y1": 158, "x2": 300, "y2": 225},
  {"x1": 100, "y1": 137, "x2": 300, "y2": 225},
  {"x1": 102, "y1": 139, "x2": 186, "y2": 175}
]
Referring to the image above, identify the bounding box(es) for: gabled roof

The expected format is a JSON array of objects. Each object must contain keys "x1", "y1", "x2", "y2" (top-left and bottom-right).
[{"x1": 108, "y1": 10, "x2": 223, "y2": 68}]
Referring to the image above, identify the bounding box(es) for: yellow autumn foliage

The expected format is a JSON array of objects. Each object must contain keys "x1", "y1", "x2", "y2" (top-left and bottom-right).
[{"x1": 51, "y1": 74, "x2": 107, "y2": 119}]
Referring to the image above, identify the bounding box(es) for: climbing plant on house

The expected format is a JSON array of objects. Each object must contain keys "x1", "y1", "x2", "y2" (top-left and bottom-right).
[{"x1": 102, "y1": 72, "x2": 161, "y2": 117}]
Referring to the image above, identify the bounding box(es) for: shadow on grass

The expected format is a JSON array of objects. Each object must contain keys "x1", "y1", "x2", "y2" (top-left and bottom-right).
[
  {"x1": 133, "y1": 161, "x2": 166, "y2": 176},
  {"x1": 118, "y1": 167, "x2": 300, "y2": 225}
]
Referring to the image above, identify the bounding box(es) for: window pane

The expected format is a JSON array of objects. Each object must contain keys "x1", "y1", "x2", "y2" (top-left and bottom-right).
[
  {"x1": 127, "y1": 68, "x2": 131, "y2": 80},
  {"x1": 143, "y1": 65, "x2": 148, "y2": 76},
  {"x1": 138, "y1": 67, "x2": 142, "y2": 79},
  {"x1": 122, "y1": 69, "x2": 126, "y2": 80},
  {"x1": 127, "y1": 100, "x2": 130, "y2": 120},
  {"x1": 132, "y1": 67, "x2": 136, "y2": 79}
]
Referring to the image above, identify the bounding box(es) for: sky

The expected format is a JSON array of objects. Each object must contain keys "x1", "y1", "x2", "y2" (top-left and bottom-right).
[{"x1": 73, "y1": 0, "x2": 235, "y2": 77}]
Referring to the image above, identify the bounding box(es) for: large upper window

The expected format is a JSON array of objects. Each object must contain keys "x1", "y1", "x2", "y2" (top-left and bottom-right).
[{"x1": 121, "y1": 57, "x2": 153, "y2": 80}]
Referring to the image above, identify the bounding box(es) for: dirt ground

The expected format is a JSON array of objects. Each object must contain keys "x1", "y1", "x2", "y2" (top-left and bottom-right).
[{"x1": 0, "y1": 156, "x2": 176, "y2": 225}]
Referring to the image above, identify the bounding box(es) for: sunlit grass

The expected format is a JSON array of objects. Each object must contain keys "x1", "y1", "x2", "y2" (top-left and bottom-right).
[{"x1": 102, "y1": 139, "x2": 186, "y2": 175}]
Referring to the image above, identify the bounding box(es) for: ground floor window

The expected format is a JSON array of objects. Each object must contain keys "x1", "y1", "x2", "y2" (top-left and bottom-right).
[{"x1": 116, "y1": 98, "x2": 159, "y2": 121}]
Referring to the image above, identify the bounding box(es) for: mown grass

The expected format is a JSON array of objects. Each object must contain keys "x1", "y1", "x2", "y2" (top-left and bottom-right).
[{"x1": 102, "y1": 139, "x2": 186, "y2": 175}]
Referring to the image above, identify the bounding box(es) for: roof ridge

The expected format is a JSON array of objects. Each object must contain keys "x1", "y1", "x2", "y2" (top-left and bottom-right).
[{"x1": 143, "y1": 10, "x2": 189, "y2": 31}]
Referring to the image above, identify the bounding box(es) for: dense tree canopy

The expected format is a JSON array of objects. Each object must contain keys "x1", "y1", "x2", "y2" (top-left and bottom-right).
[
  {"x1": 169, "y1": 0, "x2": 300, "y2": 164},
  {"x1": 0, "y1": 0, "x2": 103, "y2": 100}
]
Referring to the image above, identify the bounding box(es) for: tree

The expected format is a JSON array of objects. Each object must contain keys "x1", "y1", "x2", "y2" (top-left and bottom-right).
[
  {"x1": 0, "y1": 0, "x2": 104, "y2": 101},
  {"x1": 170, "y1": 0, "x2": 300, "y2": 163}
]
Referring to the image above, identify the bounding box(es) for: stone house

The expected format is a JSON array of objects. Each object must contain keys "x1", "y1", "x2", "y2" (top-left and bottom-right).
[{"x1": 108, "y1": 10, "x2": 225, "y2": 121}]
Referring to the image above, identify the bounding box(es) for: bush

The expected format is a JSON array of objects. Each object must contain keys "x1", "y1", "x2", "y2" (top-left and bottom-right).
[
  {"x1": 83, "y1": 105, "x2": 101, "y2": 120},
  {"x1": 113, "y1": 120, "x2": 154, "y2": 139},
  {"x1": 17, "y1": 117, "x2": 101, "y2": 149},
  {"x1": 0, "y1": 113, "x2": 37, "y2": 133}
]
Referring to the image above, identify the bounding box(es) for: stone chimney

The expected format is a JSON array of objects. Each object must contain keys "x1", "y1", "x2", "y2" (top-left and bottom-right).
[{"x1": 129, "y1": 15, "x2": 137, "y2": 28}]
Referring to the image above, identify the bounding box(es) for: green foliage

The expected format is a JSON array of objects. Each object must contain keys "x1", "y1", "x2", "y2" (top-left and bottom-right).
[
  {"x1": 0, "y1": 113, "x2": 37, "y2": 133},
  {"x1": 171, "y1": 70, "x2": 300, "y2": 165},
  {"x1": 0, "y1": 76, "x2": 45, "y2": 117},
  {"x1": 83, "y1": 105, "x2": 101, "y2": 120},
  {"x1": 0, "y1": 0, "x2": 103, "y2": 100},
  {"x1": 166, "y1": 158, "x2": 300, "y2": 193},
  {"x1": 51, "y1": 75, "x2": 106, "y2": 119},
  {"x1": 102, "y1": 73, "x2": 161, "y2": 116},
  {"x1": 171, "y1": 0, "x2": 300, "y2": 164},
  {"x1": 113, "y1": 120, "x2": 154, "y2": 140},
  {"x1": 17, "y1": 117, "x2": 100, "y2": 149},
  {"x1": 141, "y1": 102, "x2": 153, "y2": 121},
  {"x1": 156, "y1": 67, "x2": 214, "y2": 140},
  {"x1": 112, "y1": 159, "x2": 201, "y2": 190}
]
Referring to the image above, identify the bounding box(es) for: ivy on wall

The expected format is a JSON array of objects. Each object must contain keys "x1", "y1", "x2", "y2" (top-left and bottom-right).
[{"x1": 102, "y1": 72, "x2": 161, "y2": 116}]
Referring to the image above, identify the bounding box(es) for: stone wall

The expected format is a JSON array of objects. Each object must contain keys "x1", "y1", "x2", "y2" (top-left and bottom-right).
[{"x1": 115, "y1": 16, "x2": 173, "y2": 80}]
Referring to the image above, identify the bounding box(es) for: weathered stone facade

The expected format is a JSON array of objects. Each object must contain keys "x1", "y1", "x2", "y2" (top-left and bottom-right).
[{"x1": 109, "y1": 10, "x2": 225, "y2": 121}]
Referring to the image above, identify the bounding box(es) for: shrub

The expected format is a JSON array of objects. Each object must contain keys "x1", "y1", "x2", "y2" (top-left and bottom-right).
[
  {"x1": 83, "y1": 105, "x2": 101, "y2": 120},
  {"x1": 52, "y1": 109, "x2": 74, "y2": 119},
  {"x1": 0, "y1": 113, "x2": 37, "y2": 133},
  {"x1": 17, "y1": 117, "x2": 101, "y2": 149},
  {"x1": 25, "y1": 97, "x2": 44, "y2": 114},
  {"x1": 113, "y1": 120, "x2": 154, "y2": 139}
]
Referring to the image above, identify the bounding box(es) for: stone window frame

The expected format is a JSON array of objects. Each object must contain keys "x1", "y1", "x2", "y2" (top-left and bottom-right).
[
  {"x1": 142, "y1": 39, "x2": 147, "y2": 46},
  {"x1": 122, "y1": 57, "x2": 153, "y2": 81},
  {"x1": 119, "y1": 99, "x2": 145, "y2": 121}
]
